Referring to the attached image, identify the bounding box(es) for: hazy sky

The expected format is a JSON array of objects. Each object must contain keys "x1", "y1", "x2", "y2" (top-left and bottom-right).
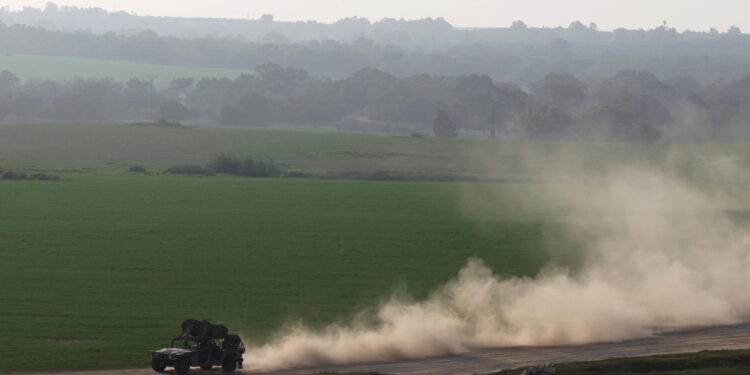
[{"x1": 4, "y1": 0, "x2": 749, "y2": 31}]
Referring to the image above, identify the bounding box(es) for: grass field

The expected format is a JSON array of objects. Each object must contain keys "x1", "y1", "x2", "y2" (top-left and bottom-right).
[
  {"x1": 0, "y1": 54, "x2": 252, "y2": 88},
  {"x1": 3, "y1": 122, "x2": 747, "y2": 181},
  {"x1": 0, "y1": 123, "x2": 495, "y2": 175},
  {"x1": 2, "y1": 123, "x2": 750, "y2": 372},
  {"x1": 0, "y1": 173, "x2": 554, "y2": 371}
]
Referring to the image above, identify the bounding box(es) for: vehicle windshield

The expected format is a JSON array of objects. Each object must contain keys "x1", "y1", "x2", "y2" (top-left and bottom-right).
[{"x1": 169, "y1": 337, "x2": 200, "y2": 349}]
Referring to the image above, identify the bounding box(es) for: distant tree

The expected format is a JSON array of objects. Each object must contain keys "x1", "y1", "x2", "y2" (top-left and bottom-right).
[
  {"x1": 432, "y1": 110, "x2": 457, "y2": 138},
  {"x1": 276, "y1": 92, "x2": 346, "y2": 126},
  {"x1": 339, "y1": 67, "x2": 401, "y2": 111},
  {"x1": 510, "y1": 20, "x2": 528, "y2": 30},
  {"x1": 46, "y1": 78, "x2": 123, "y2": 123},
  {"x1": 202, "y1": 153, "x2": 281, "y2": 177},
  {"x1": 453, "y1": 74, "x2": 500, "y2": 134},
  {"x1": 159, "y1": 101, "x2": 190, "y2": 122},
  {"x1": 43, "y1": 3, "x2": 59, "y2": 13},
  {"x1": 530, "y1": 73, "x2": 587, "y2": 110},
  {"x1": 166, "y1": 164, "x2": 211, "y2": 175},
  {"x1": 124, "y1": 78, "x2": 156, "y2": 117},
  {"x1": 702, "y1": 76, "x2": 750, "y2": 132},
  {"x1": 584, "y1": 71, "x2": 675, "y2": 141},
  {"x1": 242, "y1": 92, "x2": 270, "y2": 126},
  {"x1": 522, "y1": 103, "x2": 573, "y2": 139},
  {"x1": 169, "y1": 77, "x2": 195, "y2": 93},
  {"x1": 0, "y1": 70, "x2": 19, "y2": 96},
  {"x1": 10, "y1": 90, "x2": 44, "y2": 120},
  {"x1": 239, "y1": 157, "x2": 280, "y2": 177},
  {"x1": 208, "y1": 153, "x2": 242, "y2": 174},
  {"x1": 568, "y1": 21, "x2": 587, "y2": 31},
  {"x1": 0, "y1": 71, "x2": 17, "y2": 120},
  {"x1": 219, "y1": 105, "x2": 246, "y2": 127},
  {"x1": 220, "y1": 92, "x2": 270, "y2": 127},
  {"x1": 494, "y1": 82, "x2": 529, "y2": 136},
  {"x1": 259, "y1": 31, "x2": 290, "y2": 44},
  {"x1": 0, "y1": 101, "x2": 8, "y2": 121}
]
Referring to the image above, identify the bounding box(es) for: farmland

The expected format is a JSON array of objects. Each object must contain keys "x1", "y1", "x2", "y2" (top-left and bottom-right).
[
  {"x1": 3, "y1": 4, "x2": 750, "y2": 374},
  {"x1": 0, "y1": 173, "x2": 552, "y2": 371},
  {"x1": 0, "y1": 54, "x2": 252, "y2": 88},
  {"x1": 0, "y1": 123, "x2": 563, "y2": 372},
  {"x1": 2, "y1": 122, "x2": 746, "y2": 180},
  {"x1": 2, "y1": 123, "x2": 750, "y2": 372}
]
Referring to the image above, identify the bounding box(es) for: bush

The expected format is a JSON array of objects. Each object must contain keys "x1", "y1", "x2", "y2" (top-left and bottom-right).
[
  {"x1": 207, "y1": 153, "x2": 242, "y2": 174},
  {"x1": 1, "y1": 170, "x2": 25, "y2": 180},
  {"x1": 166, "y1": 164, "x2": 211, "y2": 175},
  {"x1": 128, "y1": 166, "x2": 146, "y2": 172},
  {"x1": 238, "y1": 157, "x2": 255, "y2": 177},
  {"x1": 30, "y1": 173, "x2": 61, "y2": 181},
  {"x1": 1, "y1": 169, "x2": 60, "y2": 181},
  {"x1": 239, "y1": 157, "x2": 280, "y2": 177},
  {"x1": 168, "y1": 155, "x2": 281, "y2": 177}
]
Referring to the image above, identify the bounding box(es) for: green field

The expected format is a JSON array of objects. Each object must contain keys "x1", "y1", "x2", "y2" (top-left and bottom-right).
[
  {"x1": 0, "y1": 123, "x2": 498, "y2": 175},
  {"x1": 0, "y1": 54, "x2": 252, "y2": 88},
  {"x1": 0, "y1": 174, "x2": 551, "y2": 371},
  {"x1": 0, "y1": 124, "x2": 561, "y2": 371},
  {"x1": 2, "y1": 123, "x2": 749, "y2": 372},
  {"x1": 3, "y1": 123, "x2": 747, "y2": 181}
]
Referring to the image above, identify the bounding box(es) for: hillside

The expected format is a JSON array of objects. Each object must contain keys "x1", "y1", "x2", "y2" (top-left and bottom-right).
[{"x1": 0, "y1": 54, "x2": 252, "y2": 88}]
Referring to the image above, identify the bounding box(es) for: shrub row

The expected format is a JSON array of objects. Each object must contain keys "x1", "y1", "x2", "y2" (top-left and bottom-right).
[
  {"x1": 167, "y1": 154, "x2": 281, "y2": 177},
  {"x1": 1, "y1": 169, "x2": 60, "y2": 181},
  {"x1": 166, "y1": 164, "x2": 213, "y2": 175}
]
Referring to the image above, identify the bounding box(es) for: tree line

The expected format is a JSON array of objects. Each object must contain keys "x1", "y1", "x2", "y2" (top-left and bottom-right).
[
  {"x1": 2, "y1": 65, "x2": 750, "y2": 141},
  {"x1": 1, "y1": 15, "x2": 750, "y2": 84}
]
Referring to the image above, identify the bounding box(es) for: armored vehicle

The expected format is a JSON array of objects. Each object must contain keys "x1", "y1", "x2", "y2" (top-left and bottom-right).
[{"x1": 151, "y1": 331, "x2": 244, "y2": 374}]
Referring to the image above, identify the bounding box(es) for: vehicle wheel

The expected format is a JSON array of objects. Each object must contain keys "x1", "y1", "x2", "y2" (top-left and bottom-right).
[
  {"x1": 221, "y1": 355, "x2": 237, "y2": 372},
  {"x1": 151, "y1": 358, "x2": 166, "y2": 372},
  {"x1": 174, "y1": 357, "x2": 191, "y2": 374},
  {"x1": 200, "y1": 365, "x2": 212, "y2": 370}
]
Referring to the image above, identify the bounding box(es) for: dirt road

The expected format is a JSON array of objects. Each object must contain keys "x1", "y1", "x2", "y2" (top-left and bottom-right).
[{"x1": 19, "y1": 322, "x2": 750, "y2": 375}]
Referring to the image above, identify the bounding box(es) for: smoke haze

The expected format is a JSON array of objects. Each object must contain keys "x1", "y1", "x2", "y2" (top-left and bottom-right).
[{"x1": 245, "y1": 157, "x2": 750, "y2": 371}]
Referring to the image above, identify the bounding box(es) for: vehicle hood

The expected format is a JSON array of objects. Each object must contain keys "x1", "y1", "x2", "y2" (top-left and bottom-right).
[{"x1": 153, "y1": 347, "x2": 194, "y2": 356}]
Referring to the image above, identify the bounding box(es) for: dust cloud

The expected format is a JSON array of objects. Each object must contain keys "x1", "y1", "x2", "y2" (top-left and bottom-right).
[{"x1": 245, "y1": 162, "x2": 750, "y2": 371}]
